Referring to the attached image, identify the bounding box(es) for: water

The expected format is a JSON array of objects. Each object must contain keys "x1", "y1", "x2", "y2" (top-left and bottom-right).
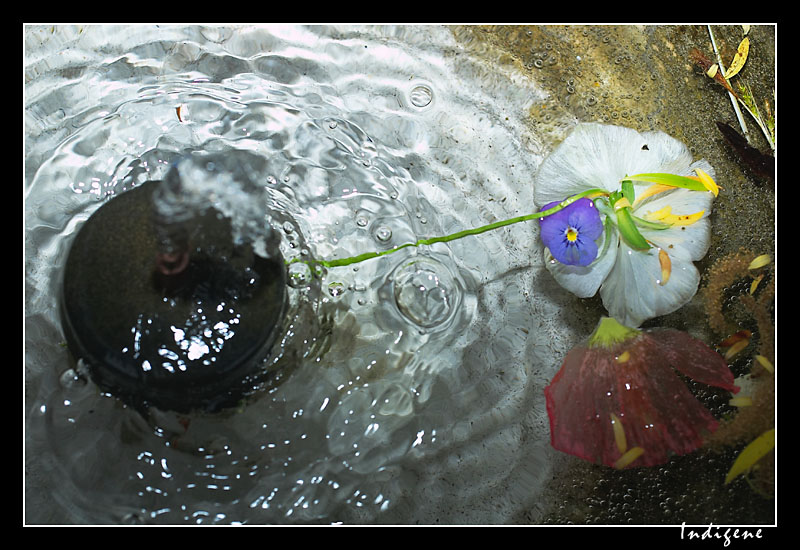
[{"x1": 25, "y1": 24, "x2": 593, "y2": 524}]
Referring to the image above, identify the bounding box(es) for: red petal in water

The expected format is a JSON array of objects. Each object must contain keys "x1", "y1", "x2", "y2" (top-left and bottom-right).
[{"x1": 545, "y1": 328, "x2": 738, "y2": 468}]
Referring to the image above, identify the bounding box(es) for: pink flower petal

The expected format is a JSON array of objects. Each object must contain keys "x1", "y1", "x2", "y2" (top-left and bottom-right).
[
  {"x1": 648, "y1": 329, "x2": 739, "y2": 393},
  {"x1": 545, "y1": 328, "x2": 737, "y2": 468}
]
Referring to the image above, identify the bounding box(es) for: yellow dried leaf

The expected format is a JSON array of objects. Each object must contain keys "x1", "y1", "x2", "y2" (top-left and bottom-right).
[
  {"x1": 614, "y1": 446, "x2": 644, "y2": 469},
  {"x1": 658, "y1": 248, "x2": 671, "y2": 286},
  {"x1": 750, "y1": 273, "x2": 764, "y2": 294},
  {"x1": 724, "y1": 339, "x2": 749, "y2": 360},
  {"x1": 754, "y1": 354, "x2": 774, "y2": 373},
  {"x1": 725, "y1": 428, "x2": 774, "y2": 484},
  {"x1": 728, "y1": 396, "x2": 753, "y2": 407},
  {"x1": 748, "y1": 254, "x2": 771, "y2": 270},
  {"x1": 610, "y1": 413, "x2": 627, "y2": 454},
  {"x1": 693, "y1": 167, "x2": 720, "y2": 196},
  {"x1": 725, "y1": 37, "x2": 750, "y2": 79}
]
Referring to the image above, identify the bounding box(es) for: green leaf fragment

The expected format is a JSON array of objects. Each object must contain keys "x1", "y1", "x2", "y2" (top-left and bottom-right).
[
  {"x1": 616, "y1": 206, "x2": 650, "y2": 250},
  {"x1": 624, "y1": 173, "x2": 708, "y2": 192},
  {"x1": 621, "y1": 179, "x2": 635, "y2": 204}
]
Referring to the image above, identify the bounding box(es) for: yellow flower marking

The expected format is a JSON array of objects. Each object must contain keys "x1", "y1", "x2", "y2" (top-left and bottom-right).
[
  {"x1": 613, "y1": 446, "x2": 645, "y2": 469},
  {"x1": 566, "y1": 227, "x2": 579, "y2": 242},
  {"x1": 642, "y1": 205, "x2": 705, "y2": 226}
]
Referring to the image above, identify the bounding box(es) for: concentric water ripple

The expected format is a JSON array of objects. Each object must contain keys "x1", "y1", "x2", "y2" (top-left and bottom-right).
[{"x1": 25, "y1": 24, "x2": 589, "y2": 524}]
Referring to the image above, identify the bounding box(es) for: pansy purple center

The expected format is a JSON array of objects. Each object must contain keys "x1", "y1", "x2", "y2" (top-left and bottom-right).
[{"x1": 539, "y1": 197, "x2": 603, "y2": 267}]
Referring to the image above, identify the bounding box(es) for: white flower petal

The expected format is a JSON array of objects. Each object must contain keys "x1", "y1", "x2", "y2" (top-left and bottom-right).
[
  {"x1": 544, "y1": 229, "x2": 617, "y2": 298},
  {"x1": 533, "y1": 123, "x2": 696, "y2": 208},
  {"x1": 599, "y1": 242, "x2": 701, "y2": 328}
]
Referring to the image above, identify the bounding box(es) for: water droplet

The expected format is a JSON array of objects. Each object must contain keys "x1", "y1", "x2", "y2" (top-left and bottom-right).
[
  {"x1": 355, "y1": 212, "x2": 369, "y2": 227},
  {"x1": 59, "y1": 368, "x2": 85, "y2": 388},
  {"x1": 374, "y1": 225, "x2": 392, "y2": 242},
  {"x1": 328, "y1": 119, "x2": 338, "y2": 129},
  {"x1": 409, "y1": 84, "x2": 433, "y2": 108},
  {"x1": 287, "y1": 262, "x2": 313, "y2": 288},
  {"x1": 392, "y1": 257, "x2": 460, "y2": 329},
  {"x1": 266, "y1": 175, "x2": 277, "y2": 185},
  {"x1": 328, "y1": 281, "x2": 345, "y2": 297},
  {"x1": 282, "y1": 221, "x2": 294, "y2": 234}
]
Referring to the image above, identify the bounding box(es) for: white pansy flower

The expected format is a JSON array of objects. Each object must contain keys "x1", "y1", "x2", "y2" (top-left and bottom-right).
[{"x1": 533, "y1": 123, "x2": 718, "y2": 327}]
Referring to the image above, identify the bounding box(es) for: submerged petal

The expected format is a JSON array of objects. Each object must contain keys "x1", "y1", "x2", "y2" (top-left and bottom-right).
[
  {"x1": 533, "y1": 123, "x2": 697, "y2": 209},
  {"x1": 599, "y1": 241, "x2": 701, "y2": 328},
  {"x1": 545, "y1": 323, "x2": 736, "y2": 468}
]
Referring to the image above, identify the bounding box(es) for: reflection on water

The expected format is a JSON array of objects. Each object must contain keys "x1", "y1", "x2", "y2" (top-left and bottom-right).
[{"x1": 25, "y1": 24, "x2": 594, "y2": 524}]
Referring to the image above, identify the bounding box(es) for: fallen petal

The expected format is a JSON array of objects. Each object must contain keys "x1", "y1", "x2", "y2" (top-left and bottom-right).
[
  {"x1": 545, "y1": 322, "x2": 737, "y2": 468},
  {"x1": 658, "y1": 248, "x2": 671, "y2": 286},
  {"x1": 724, "y1": 339, "x2": 750, "y2": 360},
  {"x1": 750, "y1": 273, "x2": 764, "y2": 294},
  {"x1": 719, "y1": 330, "x2": 752, "y2": 348},
  {"x1": 610, "y1": 413, "x2": 627, "y2": 454},
  {"x1": 725, "y1": 428, "x2": 774, "y2": 484},
  {"x1": 754, "y1": 354, "x2": 774, "y2": 373},
  {"x1": 693, "y1": 167, "x2": 720, "y2": 197},
  {"x1": 614, "y1": 446, "x2": 645, "y2": 469},
  {"x1": 729, "y1": 396, "x2": 753, "y2": 407},
  {"x1": 748, "y1": 254, "x2": 771, "y2": 270}
]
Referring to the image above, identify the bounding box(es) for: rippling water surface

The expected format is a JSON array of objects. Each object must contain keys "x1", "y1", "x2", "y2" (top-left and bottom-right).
[{"x1": 25, "y1": 24, "x2": 591, "y2": 524}]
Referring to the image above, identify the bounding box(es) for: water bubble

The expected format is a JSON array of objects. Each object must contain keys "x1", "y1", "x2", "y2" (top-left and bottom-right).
[
  {"x1": 409, "y1": 84, "x2": 433, "y2": 108},
  {"x1": 533, "y1": 59, "x2": 544, "y2": 69},
  {"x1": 374, "y1": 225, "x2": 392, "y2": 242},
  {"x1": 328, "y1": 281, "x2": 345, "y2": 297},
  {"x1": 392, "y1": 257, "x2": 460, "y2": 329},
  {"x1": 282, "y1": 221, "x2": 294, "y2": 234},
  {"x1": 355, "y1": 212, "x2": 369, "y2": 227},
  {"x1": 287, "y1": 262, "x2": 313, "y2": 288},
  {"x1": 59, "y1": 368, "x2": 86, "y2": 388}
]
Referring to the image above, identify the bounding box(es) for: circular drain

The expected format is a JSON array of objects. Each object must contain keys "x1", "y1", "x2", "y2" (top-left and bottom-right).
[{"x1": 60, "y1": 180, "x2": 287, "y2": 413}]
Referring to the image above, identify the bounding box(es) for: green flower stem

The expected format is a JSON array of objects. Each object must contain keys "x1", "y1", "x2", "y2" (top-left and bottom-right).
[{"x1": 289, "y1": 187, "x2": 609, "y2": 269}]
